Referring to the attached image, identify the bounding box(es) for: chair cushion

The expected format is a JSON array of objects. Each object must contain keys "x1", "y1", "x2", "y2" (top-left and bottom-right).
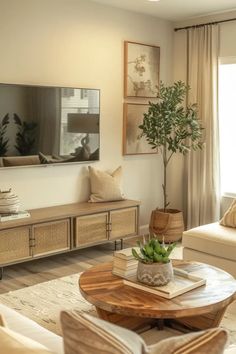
[
  {"x1": 220, "y1": 199, "x2": 236, "y2": 228},
  {"x1": 149, "y1": 328, "x2": 228, "y2": 354},
  {"x1": 61, "y1": 311, "x2": 148, "y2": 354},
  {"x1": 182, "y1": 222, "x2": 236, "y2": 261},
  {"x1": 88, "y1": 166, "x2": 125, "y2": 202}
]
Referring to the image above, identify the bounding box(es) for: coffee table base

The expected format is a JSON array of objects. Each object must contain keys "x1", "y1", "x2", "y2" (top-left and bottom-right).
[
  {"x1": 169, "y1": 307, "x2": 227, "y2": 332},
  {"x1": 96, "y1": 307, "x2": 156, "y2": 331},
  {"x1": 96, "y1": 306, "x2": 227, "y2": 332}
]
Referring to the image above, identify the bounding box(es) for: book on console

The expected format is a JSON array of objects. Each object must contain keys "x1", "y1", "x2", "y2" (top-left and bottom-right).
[
  {"x1": 123, "y1": 268, "x2": 206, "y2": 299},
  {"x1": 0, "y1": 210, "x2": 31, "y2": 222}
]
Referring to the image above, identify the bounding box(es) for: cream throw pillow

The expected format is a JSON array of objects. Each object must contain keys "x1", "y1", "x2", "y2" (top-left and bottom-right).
[
  {"x1": 88, "y1": 166, "x2": 125, "y2": 202},
  {"x1": 220, "y1": 199, "x2": 236, "y2": 227}
]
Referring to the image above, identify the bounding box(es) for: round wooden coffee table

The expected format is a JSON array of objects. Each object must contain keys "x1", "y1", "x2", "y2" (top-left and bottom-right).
[{"x1": 79, "y1": 260, "x2": 236, "y2": 331}]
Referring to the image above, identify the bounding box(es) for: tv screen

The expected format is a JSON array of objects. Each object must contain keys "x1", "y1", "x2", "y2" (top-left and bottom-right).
[{"x1": 0, "y1": 83, "x2": 100, "y2": 168}]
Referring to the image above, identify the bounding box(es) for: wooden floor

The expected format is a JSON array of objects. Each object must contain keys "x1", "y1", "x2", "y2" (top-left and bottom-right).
[{"x1": 0, "y1": 239, "x2": 136, "y2": 294}]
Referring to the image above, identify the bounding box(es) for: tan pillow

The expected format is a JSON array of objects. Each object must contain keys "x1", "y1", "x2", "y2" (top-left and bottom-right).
[
  {"x1": 220, "y1": 199, "x2": 236, "y2": 227},
  {"x1": 88, "y1": 166, "x2": 125, "y2": 202},
  {"x1": 149, "y1": 327, "x2": 228, "y2": 354},
  {"x1": 61, "y1": 311, "x2": 148, "y2": 354},
  {"x1": 0, "y1": 326, "x2": 53, "y2": 354}
]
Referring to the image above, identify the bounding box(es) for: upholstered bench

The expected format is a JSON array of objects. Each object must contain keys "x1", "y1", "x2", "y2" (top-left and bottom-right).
[{"x1": 182, "y1": 222, "x2": 236, "y2": 278}]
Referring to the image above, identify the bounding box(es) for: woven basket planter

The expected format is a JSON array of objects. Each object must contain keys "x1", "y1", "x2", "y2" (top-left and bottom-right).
[{"x1": 149, "y1": 208, "x2": 184, "y2": 243}]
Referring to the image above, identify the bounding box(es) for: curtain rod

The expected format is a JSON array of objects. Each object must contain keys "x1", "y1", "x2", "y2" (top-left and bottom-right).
[{"x1": 174, "y1": 17, "x2": 236, "y2": 32}]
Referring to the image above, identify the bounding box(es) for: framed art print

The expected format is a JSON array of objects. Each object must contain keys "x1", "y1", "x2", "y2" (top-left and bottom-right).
[
  {"x1": 124, "y1": 41, "x2": 160, "y2": 98},
  {"x1": 123, "y1": 103, "x2": 157, "y2": 155}
]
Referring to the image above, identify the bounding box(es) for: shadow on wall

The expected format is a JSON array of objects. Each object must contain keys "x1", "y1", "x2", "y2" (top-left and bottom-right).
[{"x1": 77, "y1": 166, "x2": 90, "y2": 202}]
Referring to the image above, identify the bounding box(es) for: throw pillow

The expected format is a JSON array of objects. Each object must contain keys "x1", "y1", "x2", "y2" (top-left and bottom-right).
[
  {"x1": 149, "y1": 327, "x2": 228, "y2": 354},
  {"x1": 88, "y1": 166, "x2": 125, "y2": 202},
  {"x1": 60, "y1": 311, "x2": 148, "y2": 354},
  {"x1": 220, "y1": 199, "x2": 236, "y2": 227},
  {"x1": 0, "y1": 326, "x2": 54, "y2": 354}
]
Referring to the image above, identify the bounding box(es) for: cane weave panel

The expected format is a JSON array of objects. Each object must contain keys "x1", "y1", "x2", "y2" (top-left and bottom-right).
[
  {"x1": 109, "y1": 207, "x2": 137, "y2": 240},
  {"x1": 0, "y1": 227, "x2": 31, "y2": 264},
  {"x1": 33, "y1": 219, "x2": 70, "y2": 256},
  {"x1": 75, "y1": 213, "x2": 108, "y2": 247}
]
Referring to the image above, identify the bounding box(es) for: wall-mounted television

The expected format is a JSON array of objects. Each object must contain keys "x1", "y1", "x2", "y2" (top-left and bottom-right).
[{"x1": 0, "y1": 83, "x2": 100, "y2": 168}]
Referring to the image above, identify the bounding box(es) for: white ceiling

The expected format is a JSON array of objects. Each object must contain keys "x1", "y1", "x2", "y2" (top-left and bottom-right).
[{"x1": 91, "y1": 0, "x2": 236, "y2": 21}]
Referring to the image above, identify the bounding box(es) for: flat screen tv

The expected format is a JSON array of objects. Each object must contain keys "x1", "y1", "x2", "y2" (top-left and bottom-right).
[{"x1": 0, "y1": 83, "x2": 100, "y2": 168}]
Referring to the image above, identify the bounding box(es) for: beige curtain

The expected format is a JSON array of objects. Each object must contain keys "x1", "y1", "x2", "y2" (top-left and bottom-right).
[{"x1": 184, "y1": 25, "x2": 220, "y2": 229}]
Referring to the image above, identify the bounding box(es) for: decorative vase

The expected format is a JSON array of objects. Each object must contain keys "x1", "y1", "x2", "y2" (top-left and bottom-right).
[
  {"x1": 137, "y1": 261, "x2": 173, "y2": 286},
  {"x1": 0, "y1": 189, "x2": 20, "y2": 214},
  {"x1": 149, "y1": 208, "x2": 184, "y2": 243}
]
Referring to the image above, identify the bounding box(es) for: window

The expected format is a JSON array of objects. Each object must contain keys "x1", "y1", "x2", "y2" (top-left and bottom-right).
[{"x1": 219, "y1": 58, "x2": 236, "y2": 197}]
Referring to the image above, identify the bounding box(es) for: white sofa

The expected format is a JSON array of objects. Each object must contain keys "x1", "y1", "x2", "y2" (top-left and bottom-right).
[
  {"x1": 182, "y1": 222, "x2": 236, "y2": 278},
  {"x1": 0, "y1": 302, "x2": 235, "y2": 353},
  {"x1": 0, "y1": 303, "x2": 63, "y2": 354}
]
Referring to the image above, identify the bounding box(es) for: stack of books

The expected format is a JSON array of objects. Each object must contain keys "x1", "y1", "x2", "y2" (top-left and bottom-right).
[
  {"x1": 112, "y1": 247, "x2": 138, "y2": 278},
  {"x1": 0, "y1": 210, "x2": 31, "y2": 222}
]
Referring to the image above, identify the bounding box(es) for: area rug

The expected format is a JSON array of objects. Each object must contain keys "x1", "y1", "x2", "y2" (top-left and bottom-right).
[
  {"x1": 0, "y1": 273, "x2": 95, "y2": 335},
  {"x1": 0, "y1": 272, "x2": 236, "y2": 345}
]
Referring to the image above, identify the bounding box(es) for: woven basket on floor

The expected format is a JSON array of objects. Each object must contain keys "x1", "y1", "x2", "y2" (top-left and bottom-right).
[{"x1": 149, "y1": 208, "x2": 184, "y2": 243}]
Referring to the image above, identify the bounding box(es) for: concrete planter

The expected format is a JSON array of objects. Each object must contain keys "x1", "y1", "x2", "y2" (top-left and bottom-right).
[{"x1": 137, "y1": 260, "x2": 173, "y2": 286}]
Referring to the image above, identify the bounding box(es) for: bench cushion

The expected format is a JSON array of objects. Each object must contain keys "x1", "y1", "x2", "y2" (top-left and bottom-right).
[{"x1": 182, "y1": 222, "x2": 236, "y2": 262}]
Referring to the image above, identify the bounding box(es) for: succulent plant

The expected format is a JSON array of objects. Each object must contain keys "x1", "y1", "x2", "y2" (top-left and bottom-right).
[{"x1": 132, "y1": 238, "x2": 176, "y2": 264}]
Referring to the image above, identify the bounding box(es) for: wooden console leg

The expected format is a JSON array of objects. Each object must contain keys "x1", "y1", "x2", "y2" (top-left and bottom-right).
[{"x1": 0, "y1": 267, "x2": 3, "y2": 280}]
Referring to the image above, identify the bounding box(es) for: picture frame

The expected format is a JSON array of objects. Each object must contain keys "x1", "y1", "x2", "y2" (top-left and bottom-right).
[
  {"x1": 124, "y1": 41, "x2": 160, "y2": 98},
  {"x1": 123, "y1": 103, "x2": 157, "y2": 155}
]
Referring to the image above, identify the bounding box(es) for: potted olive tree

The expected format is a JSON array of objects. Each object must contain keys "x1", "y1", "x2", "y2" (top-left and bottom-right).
[
  {"x1": 139, "y1": 81, "x2": 203, "y2": 242},
  {"x1": 132, "y1": 238, "x2": 176, "y2": 286}
]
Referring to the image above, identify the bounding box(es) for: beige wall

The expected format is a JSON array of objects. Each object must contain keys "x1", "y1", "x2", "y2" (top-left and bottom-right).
[{"x1": 0, "y1": 0, "x2": 173, "y2": 227}]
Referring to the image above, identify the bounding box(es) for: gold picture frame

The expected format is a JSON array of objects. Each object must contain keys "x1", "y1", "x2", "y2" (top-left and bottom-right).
[
  {"x1": 124, "y1": 41, "x2": 160, "y2": 98},
  {"x1": 123, "y1": 103, "x2": 157, "y2": 155}
]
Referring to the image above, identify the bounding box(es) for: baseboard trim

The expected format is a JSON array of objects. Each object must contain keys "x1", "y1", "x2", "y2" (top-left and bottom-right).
[{"x1": 139, "y1": 224, "x2": 149, "y2": 235}]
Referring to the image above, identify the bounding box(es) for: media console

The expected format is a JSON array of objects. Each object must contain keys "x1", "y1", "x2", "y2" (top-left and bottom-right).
[{"x1": 0, "y1": 200, "x2": 140, "y2": 278}]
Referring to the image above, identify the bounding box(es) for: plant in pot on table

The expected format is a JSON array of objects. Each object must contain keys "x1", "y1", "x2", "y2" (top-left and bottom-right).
[
  {"x1": 132, "y1": 238, "x2": 176, "y2": 286},
  {"x1": 139, "y1": 81, "x2": 203, "y2": 242}
]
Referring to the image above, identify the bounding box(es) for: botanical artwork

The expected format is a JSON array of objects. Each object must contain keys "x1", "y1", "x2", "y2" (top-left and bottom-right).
[
  {"x1": 124, "y1": 41, "x2": 160, "y2": 98},
  {"x1": 123, "y1": 103, "x2": 157, "y2": 155}
]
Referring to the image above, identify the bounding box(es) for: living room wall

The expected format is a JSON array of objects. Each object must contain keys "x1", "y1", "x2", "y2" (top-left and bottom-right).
[{"x1": 0, "y1": 0, "x2": 173, "y2": 227}]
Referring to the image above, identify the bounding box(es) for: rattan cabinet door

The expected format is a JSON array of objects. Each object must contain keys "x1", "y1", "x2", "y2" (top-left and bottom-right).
[
  {"x1": 75, "y1": 213, "x2": 108, "y2": 247},
  {"x1": 32, "y1": 219, "x2": 70, "y2": 257},
  {"x1": 0, "y1": 227, "x2": 31, "y2": 265},
  {"x1": 109, "y1": 207, "x2": 138, "y2": 240}
]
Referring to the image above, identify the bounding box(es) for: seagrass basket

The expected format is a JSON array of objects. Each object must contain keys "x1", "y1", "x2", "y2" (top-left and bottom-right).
[{"x1": 149, "y1": 208, "x2": 184, "y2": 243}]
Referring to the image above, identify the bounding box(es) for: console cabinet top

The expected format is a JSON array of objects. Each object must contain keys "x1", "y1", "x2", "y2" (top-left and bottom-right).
[{"x1": 0, "y1": 199, "x2": 140, "y2": 231}]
